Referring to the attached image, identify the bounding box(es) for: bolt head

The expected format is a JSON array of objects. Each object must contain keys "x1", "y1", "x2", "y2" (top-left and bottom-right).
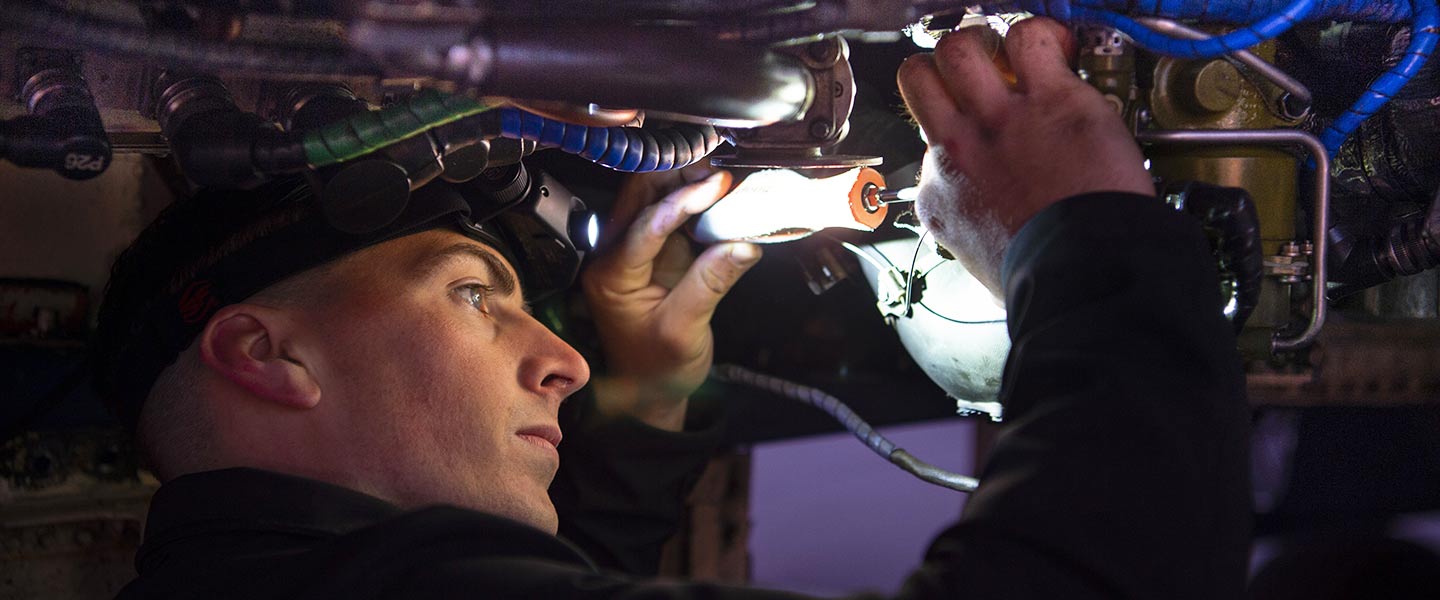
[{"x1": 809, "y1": 119, "x2": 834, "y2": 140}]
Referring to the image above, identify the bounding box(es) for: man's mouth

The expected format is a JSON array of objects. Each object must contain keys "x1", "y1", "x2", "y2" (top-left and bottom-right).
[{"x1": 516, "y1": 425, "x2": 563, "y2": 450}]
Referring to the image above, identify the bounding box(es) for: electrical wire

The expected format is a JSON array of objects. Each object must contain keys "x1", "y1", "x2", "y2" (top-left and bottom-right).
[
  {"x1": 911, "y1": 247, "x2": 1007, "y2": 325},
  {"x1": 1320, "y1": 0, "x2": 1439, "y2": 157},
  {"x1": 825, "y1": 234, "x2": 1006, "y2": 325},
  {"x1": 1069, "y1": 0, "x2": 1316, "y2": 59},
  {"x1": 903, "y1": 230, "x2": 929, "y2": 318},
  {"x1": 836, "y1": 239, "x2": 894, "y2": 274},
  {"x1": 711, "y1": 364, "x2": 979, "y2": 493}
]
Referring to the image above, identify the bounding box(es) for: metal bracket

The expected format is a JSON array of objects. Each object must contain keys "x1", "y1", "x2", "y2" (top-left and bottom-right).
[{"x1": 712, "y1": 36, "x2": 880, "y2": 169}]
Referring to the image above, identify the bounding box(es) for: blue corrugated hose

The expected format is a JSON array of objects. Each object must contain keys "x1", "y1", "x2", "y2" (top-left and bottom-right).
[
  {"x1": 978, "y1": 0, "x2": 1411, "y2": 23},
  {"x1": 1321, "y1": 0, "x2": 1440, "y2": 157},
  {"x1": 1069, "y1": 0, "x2": 1315, "y2": 59},
  {"x1": 976, "y1": 0, "x2": 1432, "y2": 157},
  {"x1": 498, "y1": 108, "x2": 723, "y2": 173}
]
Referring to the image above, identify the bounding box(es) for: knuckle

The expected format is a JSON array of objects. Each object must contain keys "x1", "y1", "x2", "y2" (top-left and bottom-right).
[
  {"x1": 698, "y1": 265, "x2": 732, "y2": 296},
  {"x1": 654, "y1": 323, "x2": 691, "y2": 355},
  {"x1": 580, "y1": 268, "x2": 621, "y2": 300}
]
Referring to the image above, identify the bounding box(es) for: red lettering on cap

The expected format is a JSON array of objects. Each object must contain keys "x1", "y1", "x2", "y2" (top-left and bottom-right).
[{"x1": 178, "y1": 280, "x2": 220, "y2": 325}]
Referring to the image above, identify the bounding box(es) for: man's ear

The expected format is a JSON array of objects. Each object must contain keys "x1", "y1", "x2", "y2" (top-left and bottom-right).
[{"x1": 198, "y1": 303, "x2": 321, "y2": 410}]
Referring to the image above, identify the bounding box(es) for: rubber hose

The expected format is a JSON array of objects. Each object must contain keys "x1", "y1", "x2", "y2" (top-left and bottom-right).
[
  {"x1": 1069, "y1": 0, "x2": 1315, "y2": 59},
  {"x1": 1321, "y1": 0, "x2": 1440, "y2": 157},
  {"x1": 302, "y1": 90, "x2": 493, "y2": 167},
  {"x1": 1175, "y1": 182, "x2": 1265, "y2": 331},
  {"x1": 1328, "y1": 188, "x2": 1440, "y2": 299},
  {"x1": 498, "y1": 108, "x2": 722, "y2": 173}
]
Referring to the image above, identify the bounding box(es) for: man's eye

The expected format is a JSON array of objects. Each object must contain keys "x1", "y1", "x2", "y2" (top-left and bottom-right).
[{"x1": 456, "y1": 283, "x2": 496, "y2": 313}]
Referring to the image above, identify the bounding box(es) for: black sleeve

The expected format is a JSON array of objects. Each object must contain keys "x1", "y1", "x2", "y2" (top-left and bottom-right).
[
  {"x1": 896, "y1": 192, "x2": 1253, "y2": 600},
  {"x1": 423, "y1": 192, "x2": 1252, "y2": 600},
  {"x1": 550, "y1": 388, "x2": 726, "y2": 576}
]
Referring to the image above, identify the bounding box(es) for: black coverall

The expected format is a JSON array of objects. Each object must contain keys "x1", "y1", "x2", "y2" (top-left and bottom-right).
[{"x1": 116, "y1": 193, "x2": 1252, "y2": 599}]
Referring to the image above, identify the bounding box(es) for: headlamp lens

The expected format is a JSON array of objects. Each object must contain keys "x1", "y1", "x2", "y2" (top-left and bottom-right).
[{"x1": 586, "y1": 213, "x2": 600, "y2": 251}]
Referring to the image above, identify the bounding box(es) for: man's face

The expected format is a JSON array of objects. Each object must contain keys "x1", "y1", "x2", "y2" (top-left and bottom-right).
[{"x1": 291, "y1": 229, "x2": 590, "y2": 533}]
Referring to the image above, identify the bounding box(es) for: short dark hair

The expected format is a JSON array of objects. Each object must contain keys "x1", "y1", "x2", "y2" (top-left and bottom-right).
[{"x1": 92, "y1": 178, "x2": 320, "y2": 436}]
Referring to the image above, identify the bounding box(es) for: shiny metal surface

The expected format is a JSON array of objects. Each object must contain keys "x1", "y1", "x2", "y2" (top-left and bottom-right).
[
  {"x1": 351, "y1": 22, "x2": 814, "y2": 127},
  {"x1": 1136, "y1": 129, "x2": 1330, "y2": 352},
  {"x1": 709, "y1": 153, "x2": 882, "y2": 169},
  {"x1": 1137, "y1": 17, "x2": 1313, "y2": 116}
]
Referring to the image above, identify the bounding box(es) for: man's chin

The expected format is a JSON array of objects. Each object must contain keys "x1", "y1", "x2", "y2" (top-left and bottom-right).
[
  {"x1": 493, "y1": 489, "x2": 560, "y2": 535},
  {"x1": 522, "y1": 499, "x2": 560, "y2": 535}
]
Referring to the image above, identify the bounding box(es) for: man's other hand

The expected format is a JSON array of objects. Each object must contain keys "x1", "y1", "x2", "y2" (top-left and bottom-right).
[
  {"x1": 897, "y1": 17, "x2": 1153, "y2": 298},
  {"x1": 582, "y1": 166, "x2": 762, "y2": 431}
]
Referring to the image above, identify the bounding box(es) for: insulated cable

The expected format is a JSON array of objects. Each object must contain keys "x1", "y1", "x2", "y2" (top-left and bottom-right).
[{"x1": 712, "y1": 364, "x2": 979, "y2": 493}]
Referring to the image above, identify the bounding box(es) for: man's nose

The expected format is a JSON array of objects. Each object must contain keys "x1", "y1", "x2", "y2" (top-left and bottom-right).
[{"x1": 519, "y1": 318, "x2": 591, "y2": 403}]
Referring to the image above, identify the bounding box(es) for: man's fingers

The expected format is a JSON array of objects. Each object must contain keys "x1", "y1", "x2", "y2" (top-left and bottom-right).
[
  {"x1": 932, "y1": 27, "x2": 1010, "y2": 123},
  {"x1": 898, "y1": 54, "x2": 967, "y2": 145},
  {"x1": 602, "y1": 173, "x2": 667, "y2": 250},
  {"x1": 1004, "y1": 17, "x2": 1080, "y2": 94},
  {"x1": 593, "y1": 171, "x2": 732, "y2": 293},
  {"x1": 664, "y1": 242, "x2": 762, "y2": 327},
  {"x1": 603, "y1": 164, "x2": 726, "y2": 250},
  {"x1": 604, "y1": 161, "x2": 720, "y2": 247}
]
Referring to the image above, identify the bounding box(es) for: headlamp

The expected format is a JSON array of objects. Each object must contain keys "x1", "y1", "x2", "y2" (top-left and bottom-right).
[
  {"x1": 456, "y1": 162, "x2": 597, "y2": 298},
  {"x1": 110, "y1": 163, "x2": 594, "y2": 432}
]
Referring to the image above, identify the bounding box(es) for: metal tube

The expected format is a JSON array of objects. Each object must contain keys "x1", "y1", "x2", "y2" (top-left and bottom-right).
[
  {"x1": 1135, "y1": 129, "x2": 1329, "y2": 352},
  {"x1": 1136, "y1": 17, "x2": 1313, "y2": 114},
  {"x1": 352, "y1": 22, "x2": 814, "y2": 127}
]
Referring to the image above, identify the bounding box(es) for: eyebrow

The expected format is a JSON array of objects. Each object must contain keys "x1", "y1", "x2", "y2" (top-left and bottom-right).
[{"x1": 411, "y1": 242, "x2": 518, "y2": 297}]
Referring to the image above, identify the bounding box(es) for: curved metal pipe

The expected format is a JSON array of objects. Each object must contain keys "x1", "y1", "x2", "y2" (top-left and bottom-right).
[
  {"x1": 6, "y1": 3, "x2": 377, "y2": 77},
  {"x1": 1136, "y1": 17, "x2": 1313, "y2": 117},
  {"x1": 352, "y1": 22, "x2": 814, "y2": 127},
  {"x1": 1135, "y1": 129, "x2": 1329, "y2": 352}
]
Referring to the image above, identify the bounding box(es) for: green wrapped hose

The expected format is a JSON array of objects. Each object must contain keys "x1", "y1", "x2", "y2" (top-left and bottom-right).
[{"x1": 302, "y1": 90, "x2": 494, "y2": 167}]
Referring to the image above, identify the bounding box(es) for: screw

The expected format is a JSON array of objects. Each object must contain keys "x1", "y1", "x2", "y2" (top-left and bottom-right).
[
  {"x1": 809, "y1": 119, "x2": 834, "y2": 140},
  {"x1": 1137, "y1": 108, "x2": 1153, "y2": 127},
  {"x1": 832, "y1": 81, "x2": 844, "y2": 98}
]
